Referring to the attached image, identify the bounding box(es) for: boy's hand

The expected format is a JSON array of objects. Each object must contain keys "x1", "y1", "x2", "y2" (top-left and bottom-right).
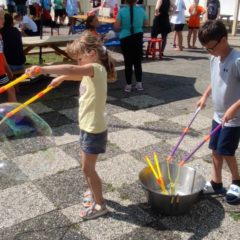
[
  {"x1": 196, "y1": 95, "x2": 207, "y2": 109},
  {"x1": 25, "y1": 66, "x2": 41, "y2": 77},
  {"x1": 48, "y1": 75, "x2": 66, "y2": 88},
  {"x1": 222, "y1": 103, "x2": 239, "y2": 126}
]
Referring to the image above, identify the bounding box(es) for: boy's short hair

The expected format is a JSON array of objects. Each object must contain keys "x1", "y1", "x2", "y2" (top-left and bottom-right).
[{"x1": 198, "y1": 20, "x2": 228, "y2": 45}]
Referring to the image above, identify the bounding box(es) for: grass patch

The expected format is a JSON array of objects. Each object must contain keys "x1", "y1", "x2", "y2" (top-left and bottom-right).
[
  {"x1": 26, "y1": 53, "x2": 65, "y2": 65},
  {"x1": 229, "y1": 212, "x2": 240, "y2": 221},
  {"x1": 71, "y1": 223, "x2": 81, "y2": 231},
  {"x1": 105, "y1": 183, "x2": 116, "y2": 192}
]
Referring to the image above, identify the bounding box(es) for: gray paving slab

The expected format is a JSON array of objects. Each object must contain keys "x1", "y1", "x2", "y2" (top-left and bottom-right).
[{"x1": 109, "y1": 128, "x2": 161, "y2": 152}]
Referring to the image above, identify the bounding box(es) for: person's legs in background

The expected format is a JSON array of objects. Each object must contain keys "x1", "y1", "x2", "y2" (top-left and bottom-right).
[
  {"x1": 120, "y1": 37, "x2": 134, "y2": 92},
  {"x1": 161, "y1": 32, "x2": 168, "y2": 55},
  {"x1": 187, "y1": 27, "x2": 193, "y2": 48},
  {"x1": 192, "y1": 28, "x2": 198, "y2": 48},
  {"x1": 133, "y1": 32, "x2": 143, "y2": 91}
]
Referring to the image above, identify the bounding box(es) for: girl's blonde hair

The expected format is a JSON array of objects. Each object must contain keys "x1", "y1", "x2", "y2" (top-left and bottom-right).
[{"x1": 66, "y1": 32, "x2": 116, "y2": 82}]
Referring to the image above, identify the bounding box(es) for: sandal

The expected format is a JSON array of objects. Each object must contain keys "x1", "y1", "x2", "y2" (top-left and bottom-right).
[
  {"x1": 202, "y1": 181, "x2": 226, "y2": 195},
  {"x1": 80, "y1": 202, "x2": 109, "y2": 220},
  {"x1": 83, "y1": 190, "x2": 94, "y2": 208},
  {"x1": 225, "y1": 184, "x2": 240, "y2": 204}
]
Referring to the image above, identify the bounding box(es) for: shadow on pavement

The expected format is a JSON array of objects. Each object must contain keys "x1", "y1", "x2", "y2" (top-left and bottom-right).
[
  {"x1": 108, "y1": 69, "x2": 201, "y2": 110},
  {"x1": 106, "y1": 196, "x2": 225, "y2": 240}
]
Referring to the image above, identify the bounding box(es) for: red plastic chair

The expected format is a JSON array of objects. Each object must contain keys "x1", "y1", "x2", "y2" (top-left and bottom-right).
[{"x1": 145, "y1": 38, "x2": 163, "y2": 60}]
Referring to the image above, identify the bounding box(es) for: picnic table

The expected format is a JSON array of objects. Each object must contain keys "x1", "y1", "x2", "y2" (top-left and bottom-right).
[
  {"x1": 22, "y1": 35, "x2": 81, "y2": 63},
  {"x1": 71, "y1": 14, "x2": 116, "y2": 24}
]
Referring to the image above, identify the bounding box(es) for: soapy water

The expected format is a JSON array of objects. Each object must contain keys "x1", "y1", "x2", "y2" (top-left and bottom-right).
[{"x1": 0, "y1": 103, "x2": 56, "y2": 180}]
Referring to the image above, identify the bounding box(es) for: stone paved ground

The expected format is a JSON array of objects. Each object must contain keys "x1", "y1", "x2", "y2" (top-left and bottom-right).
[{"x1": 1, "y1": 30, "x2": 240, "y2": 240}]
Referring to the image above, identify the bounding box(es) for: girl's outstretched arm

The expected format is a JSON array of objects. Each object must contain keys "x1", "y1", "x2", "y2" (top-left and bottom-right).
[
  {"x1": 48, "y1": 74, "x2": 85, "y2": 88},
  {"x1": 26, "y1": 64, "x2": 94, "y2": 79}
]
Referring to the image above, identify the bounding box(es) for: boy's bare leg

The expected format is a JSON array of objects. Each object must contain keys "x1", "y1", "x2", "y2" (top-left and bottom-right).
[
  {"x1": 212, "y1": 150, "x2": 224, "y2": 183},
  {"x1": 81, "y1": 150, "x2": 104, "y2": 205},
  {"x1": 224, "y1": 155, "x2": 240, "y2": 180}
]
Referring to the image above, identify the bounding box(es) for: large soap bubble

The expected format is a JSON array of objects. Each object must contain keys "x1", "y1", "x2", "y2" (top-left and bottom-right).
[
  {"x1": 0, "y1": 102, "x2": 52, "y2": 140},
  {"x1": 0, "y1": 103, "x2": 55, "y2": 185}
]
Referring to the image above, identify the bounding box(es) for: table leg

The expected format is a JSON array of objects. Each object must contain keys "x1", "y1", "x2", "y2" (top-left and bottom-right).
[{"x1": 50, "y1": 46, "x2": 71, "y2": 60}]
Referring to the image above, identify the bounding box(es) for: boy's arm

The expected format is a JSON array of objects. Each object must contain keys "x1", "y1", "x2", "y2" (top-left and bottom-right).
[
  {"x1": 222, "y1": 100, "x2": 240, "y2": 126},
  {"x1": 197, "y1": 84, "x2": 212, "y2": 109}
]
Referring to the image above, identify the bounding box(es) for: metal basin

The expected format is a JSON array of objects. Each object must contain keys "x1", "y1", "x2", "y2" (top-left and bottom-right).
[{"x1": 139, "y1": 162, "x2": 206, "y2": 215}]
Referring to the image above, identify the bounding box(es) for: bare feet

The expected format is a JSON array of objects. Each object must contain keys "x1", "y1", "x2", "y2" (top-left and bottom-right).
[{"x1": 174, "y1": 47, "x2": 183, "y2": 51}]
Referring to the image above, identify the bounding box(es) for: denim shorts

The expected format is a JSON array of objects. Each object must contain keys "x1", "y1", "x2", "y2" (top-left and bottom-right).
[
  {"x1": 209, "y1": 120, "x2": 240, "y2": 156},
  {"x1": 80, "y1": 129, "x2": 108, "y2": 154}
]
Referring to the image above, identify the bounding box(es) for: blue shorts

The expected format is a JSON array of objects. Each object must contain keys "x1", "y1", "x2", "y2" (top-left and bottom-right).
[
  {"x1": 209, "y1": 120, "x2": 240, "y2": 156},
  {"x1": 80, "y1": 129, "x2": 107, "y2": 154}
]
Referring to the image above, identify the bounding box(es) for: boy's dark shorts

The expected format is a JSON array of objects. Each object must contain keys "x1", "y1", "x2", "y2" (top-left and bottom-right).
[
  {"x1": 209, "y1": 120, "x2": 240, "y2": 156},
  {"x1": 0, "y1": 74, "x2": 10, "y2": 86},
  {"x1": 80, "y1": 129, "x2": 107, "y2": 154},
  {"x1": 173, "y1": 24, "x2": 185, "y2": 31}
]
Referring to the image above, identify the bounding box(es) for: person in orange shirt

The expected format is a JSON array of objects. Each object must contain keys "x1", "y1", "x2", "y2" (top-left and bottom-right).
[{"x1": 187, "y1": 0, "x2": 205, "y2": 49}]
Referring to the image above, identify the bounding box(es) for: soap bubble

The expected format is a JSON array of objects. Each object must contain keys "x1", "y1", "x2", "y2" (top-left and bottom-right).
[{"x1": 0, "y1": 103, "x2": 55, "y2": 184}]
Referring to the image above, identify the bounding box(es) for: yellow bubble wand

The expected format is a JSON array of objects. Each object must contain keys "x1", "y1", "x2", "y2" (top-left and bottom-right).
[
  {"x1": 0, "y1": 85, "x2": 54, "y2": 125},
  {"x1": 0, "y1": 67, "x2": 41, "y2": 94},
  {"x1": 145, "y1": 153, "x2": 168, "y2": 195}
]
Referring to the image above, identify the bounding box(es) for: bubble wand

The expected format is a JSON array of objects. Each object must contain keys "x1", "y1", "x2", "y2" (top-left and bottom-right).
[
  {"x1": 0, "y1": 85, "x2": 54, "y2": 125},
  {"x1": 179, "y1": 124, "x2": 222, "y2": 167},
  {"x1": 166, "y1": 107, "x2": 201, "y2": 162},
  {"x1": 145, "y1": 154, "x2": 168, "y2": 195},
  {"x1": 0, "y1": 67, "x2": 41, "y2": 94},
  {"x1": 166, "y1": 107, "x2": 201, "y2": 194}
]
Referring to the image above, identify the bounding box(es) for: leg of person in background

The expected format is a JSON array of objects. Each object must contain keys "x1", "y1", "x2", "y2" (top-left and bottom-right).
[
  {"x1": 68, "y1": 16, "x2": 76, "y2": 34},
  {"x1": 175, "y1": 30, "x2": 183, "y2": 51},
  {"x1": 187, "y1": 27, "x2": 193, "y2": 48},
  {"x1": 173, "y1": 31, "x2": 177, "y2": 48},
  {"x1": 134, "y1": 33, "x2": 143, "y2": 91},
  {"x1": 192, "y1": 28, "x2": 198, "y2": 48},
  {"x1": 121, "y1": 38, "x2": 133, "y2": 92},
  {"x1": 161, "y1": 33, "x2": 168, "y2": 56},
  {"x1": 7, "y1": 87, "x2": 17, "y2": 102}
]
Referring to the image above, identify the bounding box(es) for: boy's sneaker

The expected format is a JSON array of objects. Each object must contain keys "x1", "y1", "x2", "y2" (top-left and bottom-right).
[
  {"x1": 124, "y1": 84, "x2": 132, "y2": 92},
  {"x1": 135, "y1": 82, "x2": 144, "y2": 91},
  {"x1": 225, "y1": 184, "x2": 240, "y2": 204},
  {"x1": 202, "y1": 181, "x2": 226, "y2": 195}
]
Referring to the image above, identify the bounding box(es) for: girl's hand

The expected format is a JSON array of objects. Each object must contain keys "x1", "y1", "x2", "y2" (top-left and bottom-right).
[
  {"x1": 48, "y1": 75, "x2": 66, "y2": 88},
  {"x1": 25, "y1": 66, "x2": 41, "y2": 77},
  {"x1": 196, "y1": 95, "x2": 207, "y2": 109}
]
